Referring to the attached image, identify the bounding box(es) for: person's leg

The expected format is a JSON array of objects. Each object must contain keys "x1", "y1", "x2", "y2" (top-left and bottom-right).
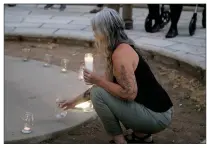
[
  {"x1": 166, "y1": 4, "x2": 183, "y2": 38},
  {"x1": 90, "y1": 86, "x2": 126, "y2": 143},
  {"x1": 122, "y1": 4, "x2": 133, "y2": 30},
  {"x1": 90, "y1": 86, "x2": 172, "y2": 143},
  {"x1": 202, "y1": 5, "x2": 206, "y2": 28},
  {"x1": 97, "y1": 4, "x2": 104, "y2": 7},
  {"x1": 147, "y1": 4, "x2": 161, "y2": 33},
  {"x1": 59, "y1": 4, "x2": 66, "y2": 11},
  {"x1": 90, "y1": 4, "x2": 104, "y2": 13},
  {"x1": 107, "y1": 4, "x2": 120, "y2": 13}
]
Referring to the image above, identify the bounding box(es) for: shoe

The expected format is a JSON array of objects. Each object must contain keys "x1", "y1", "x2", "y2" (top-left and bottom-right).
[
  {"x1": 151, "y1": 23, "x2": 161, "y2": 33},
  {"x1": 166, "y1": 27, "x2": 178, "y2": 38},
  {"x1": 59, "y1": 5, "x2": 66, "y2": 11},
  {"x1": 90, "y1": 7, "x2": 102, "y2": 13},
  {"x1": 44, "y1": 5, "x2": 53, "y2": 10},
  {"x1": 125, "y1": 133, "x2": 154, "y2": 144},
  {"x1": 124, "y1": 20, "x2": 133, "y2": 30},
  {"x1": 8, "y1": 4, "x2": 16, "y2": 7}
]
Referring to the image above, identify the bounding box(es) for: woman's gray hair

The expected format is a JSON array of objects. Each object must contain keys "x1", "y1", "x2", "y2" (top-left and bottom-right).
[
  {"x1": 91, "y1": 8, "x2": 136, "y2": 81},
  {"x1": 91, "y1": 8, "x2": 135, "y2": 51}
]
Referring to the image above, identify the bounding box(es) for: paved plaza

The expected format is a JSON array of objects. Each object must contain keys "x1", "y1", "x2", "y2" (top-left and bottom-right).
[
  {"x1": 4, "y1": 4, "x2": 206, "y2": 70},
  {"x1": 4, "y1": 56, "x2": 96, "y2": 143}
]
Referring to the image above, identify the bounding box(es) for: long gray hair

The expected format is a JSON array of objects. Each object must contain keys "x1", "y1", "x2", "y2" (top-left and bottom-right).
[{"x1": 91, "y1": 8, "x2": 135, "y2": 81}]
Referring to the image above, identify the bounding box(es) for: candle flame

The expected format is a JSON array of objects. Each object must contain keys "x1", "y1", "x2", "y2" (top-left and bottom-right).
[{"x1": 75, "y1": 101, "x2": 91, "y2": 109}]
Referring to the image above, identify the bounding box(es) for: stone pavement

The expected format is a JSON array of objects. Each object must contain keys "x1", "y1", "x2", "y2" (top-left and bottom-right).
[
  {"x1": 4, "y1": 56, "x2": 96, "y2": 143},
  {"x1": 4, "y1": 4, "x2": 206, "y2": 70}
]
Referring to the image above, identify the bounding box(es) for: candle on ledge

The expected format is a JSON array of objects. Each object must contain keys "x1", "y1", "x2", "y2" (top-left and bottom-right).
[
  {"x1": 22, "y1": 48, "x2": 31, "y2": 61},
  {"x1": 21, "y1": 124, "x2": 32, "y2": 134},
  {"x1": 43, "y1": 54, "x2": 52, "y2": 67},
  {"x1": 24, "y1": 127, "x2": 31, "y2": 131},
  {"x1": 75, "y1": 100, "x2": 93, "y2": 112},
  {"x1": 84, "y1": 53, "x2": 93, "y2": 72},
  {"x1": 61, "y1": 59, "x2": 69, "y2": 73}
]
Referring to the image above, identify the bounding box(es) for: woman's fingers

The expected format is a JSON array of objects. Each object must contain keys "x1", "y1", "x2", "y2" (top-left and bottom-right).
[
  {"x1": 84, "y1": 72, "x2": 91, "y2": 78},
  {"x1": 83, "y1": 71, "x2": 91, "y2": 82},
  {"x1": 63, "y1": 102, "x2": 75, "y2": 110},
  {"x1": 60, "y1": 102, "x2": 68, "y2": 108},
  {"x1": 83, "y1": 68, "x2": 90, "y2": 73},
  {"x1": 63, "y1": 106, "x2": 69, "y2": 110}
]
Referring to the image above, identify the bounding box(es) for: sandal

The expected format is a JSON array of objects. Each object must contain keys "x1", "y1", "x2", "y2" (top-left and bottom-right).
[
  {"x1": 109, "y1": 133, "x2": 153, "y2": 144},
  {"x1": 109, "y1": 140, "x2": 115, "y2": 144},
  {"x1": 126, "y1": 132, "x2": 154, "y2": 144},
  {"x1": 109, "y1": 135, "x2": 135, "y2": 144}
]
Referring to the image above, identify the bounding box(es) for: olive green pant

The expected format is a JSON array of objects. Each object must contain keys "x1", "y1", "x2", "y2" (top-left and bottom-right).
[{"x1": 90, "y1": 86, "x2": 173, "y2": 136}]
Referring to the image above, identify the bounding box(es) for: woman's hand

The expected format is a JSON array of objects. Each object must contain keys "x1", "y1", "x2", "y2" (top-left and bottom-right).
[
  {"x1": 59, "y1": 100, "x2": 75, "y2": 110},
  {"x1": 83, "y1": 68, "x2": 102, "y2": 85}
]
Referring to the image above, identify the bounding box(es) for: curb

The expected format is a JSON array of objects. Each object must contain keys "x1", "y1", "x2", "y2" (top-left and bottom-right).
[
  {"x1": 5, "y1": 32, "x2": 206, "y2": 83},
  {"x1": 4, "y1": 88, "x2": 97, "y2": 144}
]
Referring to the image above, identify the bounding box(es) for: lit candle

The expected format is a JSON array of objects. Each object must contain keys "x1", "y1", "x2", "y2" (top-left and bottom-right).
[
  {"x1": 75, "y1": 101, "x2": 91, "y2": 109},
  {"x1": 21, "y1": 124, "x2": 32, "y2": 134},
  {"x1": 43, "y1": 54, "x2": 52, "y2": 67},
  {"x1": 75, "y1": 100, "x2": 94, "y2": 112},
  {"x1": 22, "y1": 48, "x2": 31, "y2": 61},
  {"x1": 61, "y1": 68, "x2": 67, "y2": 72},
  {"x1": 84, "y1": 53, "x2": 93, "y2": 72},
  {"x1": 61, "y1": 59, "x2": 69, "y2": 73},
  {"x1": 24, "y1": 126, "x2": 31, "y2": 131}
]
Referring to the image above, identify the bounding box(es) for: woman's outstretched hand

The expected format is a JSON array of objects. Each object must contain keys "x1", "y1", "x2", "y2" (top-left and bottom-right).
[{"x1": 59, "y1": 100, "x2": 75, "y2": 110}]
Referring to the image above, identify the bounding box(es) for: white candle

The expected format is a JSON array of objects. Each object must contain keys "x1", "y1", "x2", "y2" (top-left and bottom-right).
[
  {"x1": 84, "y1": 53, "x2": 93, "y2": 72},
  {"x1": 78, "y1": 65, "x2": 84, "y2": 80}
]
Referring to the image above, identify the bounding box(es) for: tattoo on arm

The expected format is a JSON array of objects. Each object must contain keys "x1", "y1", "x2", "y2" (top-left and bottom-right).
[{"x1": 115, "y1": 65, "x2": 137, "y2": 99}]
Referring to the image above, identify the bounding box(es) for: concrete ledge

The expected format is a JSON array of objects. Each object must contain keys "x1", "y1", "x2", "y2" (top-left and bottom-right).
[
  {"x1": 5, "y1": 90, "x2": 97, "y2": 144},
  {"x1": 5, "y1": 32, "x2": 206, "y2": 83},
  {"x1": 5, "y1": 113, "x2": 97, "y2": 144},
  {"x1": 4, "y1": 56, "x2": 97, "y2": 144}
]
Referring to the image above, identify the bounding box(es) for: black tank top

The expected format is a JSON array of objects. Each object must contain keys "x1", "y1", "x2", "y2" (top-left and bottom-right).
[{"x1": 113, "y1": 44, "x2": 173, "y2": 113}]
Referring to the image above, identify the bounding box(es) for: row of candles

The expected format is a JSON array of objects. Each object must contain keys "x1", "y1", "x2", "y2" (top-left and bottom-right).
[
  {"x1": 22, "y1": 48, "x2": 93, "y2": 77},
  {"x1": 21, "y1": 48, "x2": 94, "y2": 134}
]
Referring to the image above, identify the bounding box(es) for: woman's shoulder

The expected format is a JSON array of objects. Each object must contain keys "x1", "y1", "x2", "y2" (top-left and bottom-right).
[{"x1": 113, "y1": 43, "x2": 138, "y2": 58}]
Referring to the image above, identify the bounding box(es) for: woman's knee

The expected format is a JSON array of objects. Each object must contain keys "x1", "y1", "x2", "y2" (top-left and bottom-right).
[{"x1": 90, "y1": 86, "x2": 106, "y2": 103}]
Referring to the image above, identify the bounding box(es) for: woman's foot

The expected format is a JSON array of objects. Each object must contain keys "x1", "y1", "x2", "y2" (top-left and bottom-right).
[
  {"x1": 125, "y1": 132, "x2": 153, "y2": 143},
  {"x1": 134, "y1": 133, "x2": 153, "y2": 143},
  {"x1": 109, "y1": 134, "x2": 127, "y2": 144}
]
